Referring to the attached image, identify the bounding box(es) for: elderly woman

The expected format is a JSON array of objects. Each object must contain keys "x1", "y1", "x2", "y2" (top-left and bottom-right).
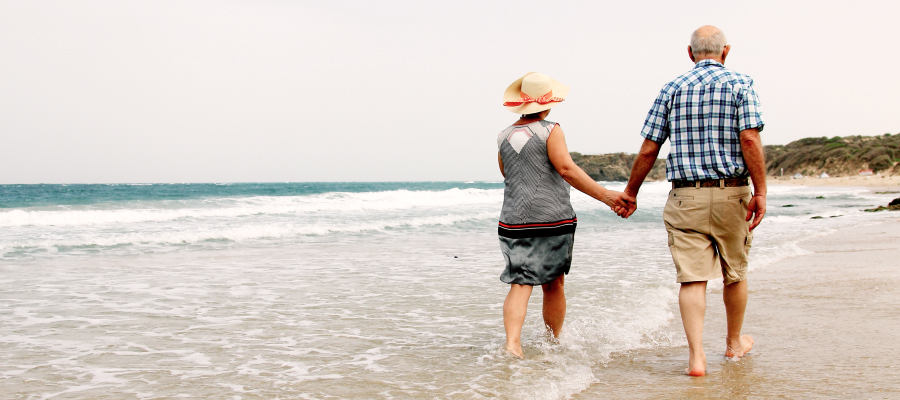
[{"x1": 497, "y1": 72, "x2": 631, "y2": 358}]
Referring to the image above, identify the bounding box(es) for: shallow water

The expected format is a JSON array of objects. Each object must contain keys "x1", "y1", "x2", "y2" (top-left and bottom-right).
[
  {"x1": 577, "y1": 221, "x2": 900, "y2": 400},
  {"x1": 0, "y1": 182, "x2": 897, "y2": 399}
]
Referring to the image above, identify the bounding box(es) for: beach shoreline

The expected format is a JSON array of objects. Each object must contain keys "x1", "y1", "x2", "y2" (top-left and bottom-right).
[
  {"x1": 3, "y1": 183, "x2": 898, "y2": 399},
  {"x1": 767, "y1": 174, "x2": 900, "y2": 188},
  {"x1": 577, "y1": 218, "x2": 900, "y2": 399}
]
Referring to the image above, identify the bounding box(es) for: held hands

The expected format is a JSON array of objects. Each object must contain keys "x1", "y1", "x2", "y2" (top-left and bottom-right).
[
  {"x1": 606, "y1": 190, "x2": 764, "y2": 226},
  {"x1": 605, "y1": 190, "x2": 638, "y2": 219}
]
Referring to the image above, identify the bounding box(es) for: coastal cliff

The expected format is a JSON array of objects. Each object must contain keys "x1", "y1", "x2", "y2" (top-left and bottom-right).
[
  {"x1": 572, "y1": 133, "x2": 900, "y2": 182},
  {"x1": 765, "y1": 134, "x2": 900, "y2": 177},
  {"x1": 570, "y1": 152, "x2": 666, "y2": 182}
]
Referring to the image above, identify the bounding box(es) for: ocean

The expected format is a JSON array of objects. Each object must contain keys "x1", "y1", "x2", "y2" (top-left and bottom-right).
[{"x1": 1, "y1": 181, "x2": 897, "y2": 399}]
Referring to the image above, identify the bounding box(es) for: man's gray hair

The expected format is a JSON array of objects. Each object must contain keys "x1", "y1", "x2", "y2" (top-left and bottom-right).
[{"x1": 690, "y1": 27, "x2": 727, "y2": 57}]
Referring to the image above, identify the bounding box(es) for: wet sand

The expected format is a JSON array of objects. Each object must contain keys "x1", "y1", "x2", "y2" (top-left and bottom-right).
[{"x1": 577, "y1": 220, "x2": 900, "y2": 399}]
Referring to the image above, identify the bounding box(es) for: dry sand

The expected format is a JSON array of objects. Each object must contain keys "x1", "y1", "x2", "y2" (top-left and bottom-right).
[
  {"x1": 577, "y1": 220, "x2": 900, "y2": 399},
  {"x1": 769, "y1": 174, "x2": 900, "y2": 188}
]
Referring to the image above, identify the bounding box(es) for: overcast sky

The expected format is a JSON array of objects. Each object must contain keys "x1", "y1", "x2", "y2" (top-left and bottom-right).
[{"x1": 2, "y1": 0, "x2": 899, "y2": 183}]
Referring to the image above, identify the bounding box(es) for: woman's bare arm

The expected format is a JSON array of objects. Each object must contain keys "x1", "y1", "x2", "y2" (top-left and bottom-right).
[{"x1": 546, "y1": 125, "x2": 631, "y2": 215}]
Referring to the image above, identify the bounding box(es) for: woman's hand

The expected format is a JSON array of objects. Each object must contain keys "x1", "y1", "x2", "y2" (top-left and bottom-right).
[
  {"x1": 546, "y1": 126, "x2": 634, "y2": 219},
  {"x1": 603, "y1": 190, "x2": 636, "y2": 218}
]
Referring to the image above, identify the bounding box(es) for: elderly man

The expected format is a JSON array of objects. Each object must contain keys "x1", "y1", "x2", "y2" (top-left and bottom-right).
[{"x1": 622, "y1": 25, "x2": 766, "y2": 376}]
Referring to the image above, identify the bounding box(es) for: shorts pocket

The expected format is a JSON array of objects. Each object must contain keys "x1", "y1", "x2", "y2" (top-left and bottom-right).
[
  {"x1": 728, "y1": 193, "x2": 749, "y2": 200},
  {"x1": 740, "y1": 231, "x2": 753, "y2": 269},
  {"x1": 667, "y1": 231, "x2": 681, "y2": 272},
  {"x1": 672, "y1": 192, "x2": 695, "y2": 208}
]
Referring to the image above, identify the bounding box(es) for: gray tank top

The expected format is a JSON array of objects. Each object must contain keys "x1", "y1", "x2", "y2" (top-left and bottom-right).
[{"x1": 497, "y1": 120, "x2": 576, "y2": 238}]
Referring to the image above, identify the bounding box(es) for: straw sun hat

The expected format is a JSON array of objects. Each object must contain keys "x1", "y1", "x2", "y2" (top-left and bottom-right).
[{"x1": 502, "y1": 72, "x2": 570, "y2": 115}]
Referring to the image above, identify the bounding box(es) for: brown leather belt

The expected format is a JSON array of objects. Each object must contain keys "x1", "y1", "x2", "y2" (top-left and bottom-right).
[{"x1": 672, "y1": 177, "x2": 749, "y2": 189}]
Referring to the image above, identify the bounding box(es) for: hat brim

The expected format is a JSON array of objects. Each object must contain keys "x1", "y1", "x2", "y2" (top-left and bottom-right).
[{"x1": 502, "y1": 72, "x2": 570, "y2": 114}]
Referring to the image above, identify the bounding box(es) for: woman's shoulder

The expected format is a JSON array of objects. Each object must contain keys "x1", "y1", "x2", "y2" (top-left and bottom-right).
[
  {"x1": 505, "y1": 120, "x2": 558, "y2": 132},
  {"x1": 497, "y1": 120, "x2": 559, "y2": 148},
  {"x1": 533, "y1": 120, "x2": 558, "y2": 140},
  {"x1": 537, "y1": 120, "x2": 558, "y2": 129}
]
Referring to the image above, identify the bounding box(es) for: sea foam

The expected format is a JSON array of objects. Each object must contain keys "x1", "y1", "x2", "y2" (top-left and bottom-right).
[
  {"x1": 0, "y1": 188, "x2": 503, "y2": 228},
  {"x1": 2, "y1": 182, "x2": 898, "y2": 399}
]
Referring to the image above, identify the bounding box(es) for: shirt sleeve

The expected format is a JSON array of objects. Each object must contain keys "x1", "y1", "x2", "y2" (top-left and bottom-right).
[
  {"x1": 640, "y1": 89, "x2": 671, "y2": 143},
  {"x1": 737, "y1": 83, "x2": 765, "y2": 133}
]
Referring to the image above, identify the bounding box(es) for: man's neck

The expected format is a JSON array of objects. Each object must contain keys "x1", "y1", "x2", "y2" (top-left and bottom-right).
[{"x1": 695, "y1": 56, "x2": 724, "y2": 64}]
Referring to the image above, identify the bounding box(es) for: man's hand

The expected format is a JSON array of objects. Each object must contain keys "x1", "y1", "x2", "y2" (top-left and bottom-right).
[
  {"x1": 746, "y1": 194, "x2": 766, "y2": 231},
  {"x1": 606, "y1": 191, "x2": 637, "y2": 218},
  {"x1": 740, "y1": 128, "x2": 766, "y2": 231},
  {"x1": 620, "y1": 190, "x2": 638, "y2": 218}
]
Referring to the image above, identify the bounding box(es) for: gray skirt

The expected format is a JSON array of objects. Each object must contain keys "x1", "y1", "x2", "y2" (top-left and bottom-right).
[{"x1": 499, "y1": 233, "x2": 574, "y2": 286}]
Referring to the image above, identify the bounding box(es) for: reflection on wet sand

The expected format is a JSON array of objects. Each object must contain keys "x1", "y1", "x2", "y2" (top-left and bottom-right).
[{"x1": 578, "y1": 221, "x2": 900, "y2": 399}]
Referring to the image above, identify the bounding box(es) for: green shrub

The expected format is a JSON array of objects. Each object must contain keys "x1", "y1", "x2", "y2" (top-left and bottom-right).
[
  {"x1": 861, "y1": 147, "x2": 893, "y2": 162},
  {"x1": 871, "y1": 155, "x2": 893, "y2": 172},
  {"x1": 797, "y1": 137, "x2": 826, "y2": 146},
  {"x1": 824, "y1": 147, "x2": 849, "y2": 159}
]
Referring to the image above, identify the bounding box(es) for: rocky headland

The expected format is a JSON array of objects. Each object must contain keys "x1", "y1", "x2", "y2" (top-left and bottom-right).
[
  {"x1": 765, "y1": 134, "x2": 900, "y2": 177},
  {"x1": 570, "y1": 152, "x2": 666, "y2": 182},
  {"x1": 572, "y1": 133, "x2": 900, "y2": 182}
]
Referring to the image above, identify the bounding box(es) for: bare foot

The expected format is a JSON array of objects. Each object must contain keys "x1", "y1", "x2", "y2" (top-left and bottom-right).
[
  {"x1": 506, "y1": 343, "x2": 524, "y2": 359},
  {"x1": 685, "y1": 351, "x2": 706, "y2": 376},
  {"x1": 725, "y1": 335, "x2": 754, "y2": 358},
  {"x1": 544, "y1": 330, "x2": 561, "y2": 345}
]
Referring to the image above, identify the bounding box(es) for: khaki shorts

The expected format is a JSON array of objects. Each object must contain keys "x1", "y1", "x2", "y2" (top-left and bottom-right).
[{"x1": 663, "y1": 185, "x2": 753, "y2": 285}]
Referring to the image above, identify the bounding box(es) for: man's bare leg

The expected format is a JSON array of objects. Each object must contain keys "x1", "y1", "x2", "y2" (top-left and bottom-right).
[
  {"x1": 541, "y1": 275, "x2": 566, "y2": 338},
  {"x1": 723, "y1": 279, "x2": 754, "y2": 358},
  {"x1": 680, "y1": 281, "x2": 708, "y2": 376},
  {"x1": 503, "y1": 284, "x2": 534, "y2": 358}
]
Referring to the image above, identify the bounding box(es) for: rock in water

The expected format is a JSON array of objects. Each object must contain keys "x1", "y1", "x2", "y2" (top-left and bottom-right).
[{"x1": 863, "y1": 198, "x2": 900, "y2": 212}]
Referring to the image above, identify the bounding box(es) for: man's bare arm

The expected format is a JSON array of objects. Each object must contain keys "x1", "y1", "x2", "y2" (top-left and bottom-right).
[
  {"x1": 740, "y1": 128, "x2": 766, "y2": 230},
  {"x1": 622, "y1": 139, "x2": 662, "y2": 217}
]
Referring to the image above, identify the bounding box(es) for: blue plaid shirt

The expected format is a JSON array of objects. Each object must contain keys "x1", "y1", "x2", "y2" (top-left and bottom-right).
[{"x1": 641, "y1": 60, "x2": 765, "y2": 181}]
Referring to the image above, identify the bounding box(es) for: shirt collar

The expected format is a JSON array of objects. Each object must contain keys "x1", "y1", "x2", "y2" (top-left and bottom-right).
[{"x1": 693, "y1": 59, "x2": 724, "y2": 69}]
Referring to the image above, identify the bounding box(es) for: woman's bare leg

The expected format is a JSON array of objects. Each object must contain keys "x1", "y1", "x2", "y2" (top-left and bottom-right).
[
  {"x1": 541, "y1": 274, "x2": 566, "y2": 338},
  {"x1": 503, "y1": 284, "x2": 534, "y2": 358}
]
